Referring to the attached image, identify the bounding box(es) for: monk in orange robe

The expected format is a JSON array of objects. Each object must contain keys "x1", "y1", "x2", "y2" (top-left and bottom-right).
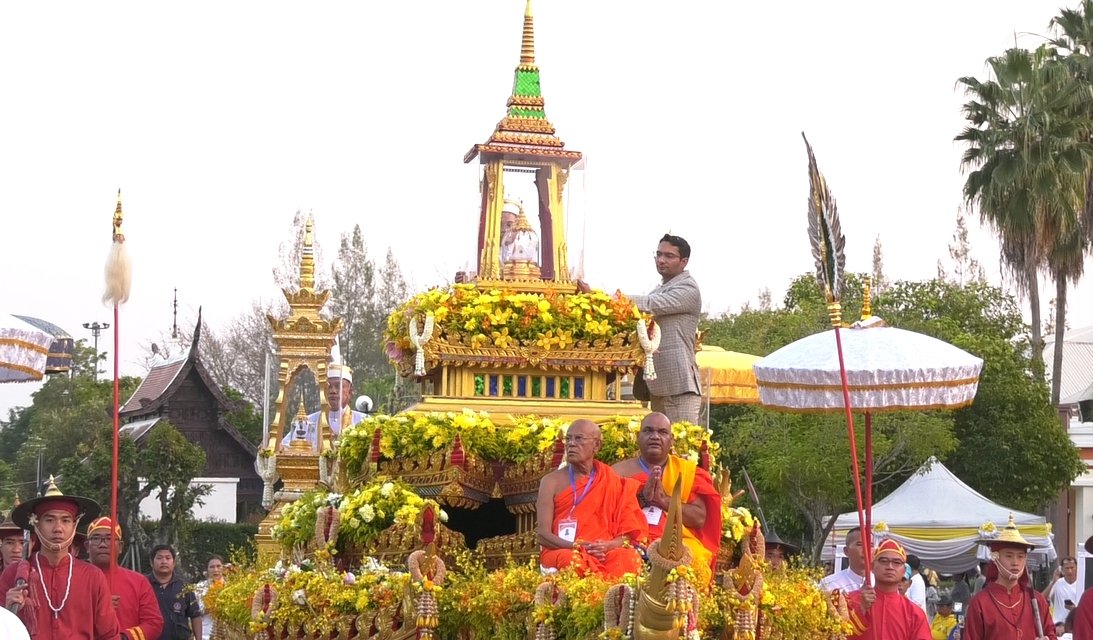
[
  {"x1": 537, "y1": 419, "x2": 647, "y2": 578},
  {"x1": 613, "y1": 412, "x2": 721, "y2": 584}
]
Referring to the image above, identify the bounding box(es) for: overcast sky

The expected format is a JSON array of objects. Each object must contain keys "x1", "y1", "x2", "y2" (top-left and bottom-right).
[{"x1": 3, "y1": 0, "x2": 1092, "y2": 416}]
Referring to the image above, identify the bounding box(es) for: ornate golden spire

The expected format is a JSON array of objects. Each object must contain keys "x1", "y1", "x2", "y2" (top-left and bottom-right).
[
  {"x1": 113, "y1": 189, "x2": 125, "y2": 242},
  {"x1": 861, "y1": 275, "x2": 872, "y2": 321},
  {"x1": 299, "y1": 214, "x2": 316, "y2": 291},
  {"x1": 465, "y1": 0, "x2": 580, "y2": 165},
  {"x1": 520, "y1": 0, "x2": 535, "y2": 67}
]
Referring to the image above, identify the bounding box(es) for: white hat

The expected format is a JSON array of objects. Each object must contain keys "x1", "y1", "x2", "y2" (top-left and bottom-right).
[
  {"x1": 502, "y1": 199, "x2": 522, "y2": 216},
  {"x1": 328, "y1": 364, "x2": 353, "y2": 385}
]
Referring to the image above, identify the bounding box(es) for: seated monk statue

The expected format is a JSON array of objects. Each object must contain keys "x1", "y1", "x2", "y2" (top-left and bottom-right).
[
  {"x1": 613, "y1": 412, "x2": 722, "y2": 584},
  {"x1": 536, "y1": 419, "x2": 648, "y2": 578}
]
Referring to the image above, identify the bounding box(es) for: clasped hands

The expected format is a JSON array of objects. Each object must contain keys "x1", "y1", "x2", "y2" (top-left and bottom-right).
[
  {"x1": 576, "y1": 538, "x2": 623, "y2": 561},
  {"x1": 641, "y1": 466, "x2": 669, "y2": 510}
]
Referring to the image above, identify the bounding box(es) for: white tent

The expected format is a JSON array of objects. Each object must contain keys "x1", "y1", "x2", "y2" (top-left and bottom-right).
[{"x1": 823, "y1": 457, "x2": 1054, "y2": 574}]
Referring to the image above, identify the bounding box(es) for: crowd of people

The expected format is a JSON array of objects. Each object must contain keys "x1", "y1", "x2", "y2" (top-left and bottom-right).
[
  {"x1": 9, "y1": 229, "x2": 1088, "y2": 640},
  {"x1": 0, "y1": 481, "x2": 225, "y2": 640}
]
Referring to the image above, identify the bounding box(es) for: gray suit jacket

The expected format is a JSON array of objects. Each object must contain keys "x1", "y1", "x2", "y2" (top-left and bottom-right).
[{"x1": 630, "y1": 271, "x2": 702, "y2": 398}]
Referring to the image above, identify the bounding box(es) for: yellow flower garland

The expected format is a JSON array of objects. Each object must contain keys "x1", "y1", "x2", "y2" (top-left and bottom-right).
[{"x1": 384, "y1": 284, "x2": 643, "y2": 370}]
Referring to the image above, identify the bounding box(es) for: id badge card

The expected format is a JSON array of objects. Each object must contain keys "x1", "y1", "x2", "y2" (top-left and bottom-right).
[
  {"x1": 643, "y1": 505, "x2": 663, "y2": 526},
  {"x1": 558, "y1": 518, "x2": 578, "y2": 543}
]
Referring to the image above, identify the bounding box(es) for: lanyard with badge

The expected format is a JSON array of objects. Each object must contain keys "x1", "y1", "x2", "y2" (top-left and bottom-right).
[
  {"x1": 638, "y1": 458, "x2": 664, "y2": 526},
  {"x1": 557, "y1": 465, "x2": 596, "y2": 543}
]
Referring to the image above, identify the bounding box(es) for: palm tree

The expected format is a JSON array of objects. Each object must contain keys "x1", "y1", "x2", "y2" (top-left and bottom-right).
[
  {"x1": 1047, "y1": 1, "x2": 1093, "y2": 405},
  {"x1": 956, "y1": 45, "x2": 1092, "y2": 398}
]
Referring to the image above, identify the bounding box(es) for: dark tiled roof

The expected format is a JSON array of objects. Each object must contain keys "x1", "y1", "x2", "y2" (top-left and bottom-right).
[{"x1": 120, "y1": 356, "x2": 186, "y2": 414}]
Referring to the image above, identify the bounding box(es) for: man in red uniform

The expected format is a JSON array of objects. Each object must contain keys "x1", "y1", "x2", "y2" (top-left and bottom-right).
[
  {"x1": 85, "y1": 516, "x2": 163, "y2": 640},
  {"x1": 613, "y1": 412, "x2": 722, "y2": 584},
  {"x1": 846, "y1": 538, "x2": 931, "y2": 640},
  {"x1": 537, "y1": 419, "x2": 648, "y2": 578},
  {"x1": 963, "y1": 516, "x2": 1055, "y2": 640},
  {"x1": 1067, "y1": 534, "x2": 1093, "y2": 639},
  {"x1": 0, "y1": 477, "x2": 119, "y2": 639},
  {"x1": 0, "y1": 508, "x2": 24, "y2": 570}
]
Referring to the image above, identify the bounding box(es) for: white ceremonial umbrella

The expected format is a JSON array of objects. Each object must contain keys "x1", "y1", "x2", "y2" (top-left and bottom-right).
[
  {"x1": 0, "y1": 314, "x2": 74, "y2": 383},
  {"x1": 754, "y1": 317, "x2": 985, "y2": 571},
  {"x1": 753, "y1": 319, "x2": 983, "y2": 413}
]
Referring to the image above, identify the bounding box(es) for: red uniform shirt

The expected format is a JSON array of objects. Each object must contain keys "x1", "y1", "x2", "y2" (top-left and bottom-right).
[
  {"x1": 963, "y1": 581, "x2": 1056, "y2": 640},
  {"x1": 0, "y1": 552, "x2": 120, "y2": 640},
  {"x1": 846, "y1": 588, "x2": 932, "y2": 640},
  {"x1": 105, "y1": 565, "x2": 163, "y2": 640}
]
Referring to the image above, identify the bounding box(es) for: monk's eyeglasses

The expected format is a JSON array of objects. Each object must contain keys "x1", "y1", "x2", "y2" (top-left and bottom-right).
[{"x1": 565, "y1": 435, "x2": 600, "y2": 445}]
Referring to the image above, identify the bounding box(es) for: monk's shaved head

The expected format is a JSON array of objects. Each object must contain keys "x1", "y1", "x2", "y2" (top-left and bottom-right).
[
  {"x1": 641, "y1": 412, "x2": 672, "y2": 432},
  {"x1": 638, "y1": 412, "x2": 674, "y2": 465},
  {"x1": 565, "y1": 419, "x2": 602, "y2": 467},
  {"x1": 569, "y1": 419, "x2": 600, "y2": 437}
]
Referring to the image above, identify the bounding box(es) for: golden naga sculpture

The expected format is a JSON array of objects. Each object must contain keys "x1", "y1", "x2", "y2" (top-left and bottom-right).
[
  {"x1": 631, "y1": 479, "x2": 697, "y2": 640},
  {"x1": 724, "y1": 531, "x2": 765, "y2": 640}
]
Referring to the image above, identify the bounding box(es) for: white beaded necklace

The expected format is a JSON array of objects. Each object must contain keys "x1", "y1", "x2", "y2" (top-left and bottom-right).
[{"x1": 34, "y1": 552, "x2": 74, "y2": 618}]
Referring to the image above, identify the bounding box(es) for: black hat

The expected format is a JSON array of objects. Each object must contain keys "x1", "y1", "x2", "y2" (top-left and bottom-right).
[
  {"x1": 764, "y1": 528, "x2": 801, "y2": 556},
  {"x1": 937, "y1": 595, "x2": 953, "y2": 606},
  {"x1": 10, "y1": 476, "x2": 100, "y2": 530}
]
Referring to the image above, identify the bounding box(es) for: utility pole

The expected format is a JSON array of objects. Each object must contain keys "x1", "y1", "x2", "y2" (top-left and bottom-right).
[{"x1": 82, "y1": 321, "x2": 110, "y2": 381}]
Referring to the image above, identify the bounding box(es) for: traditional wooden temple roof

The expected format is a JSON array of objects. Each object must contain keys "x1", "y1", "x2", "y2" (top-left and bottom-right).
[
  {"x1": 119, "y1": 310, "x2": 255, "y2": 456},
  {"x1": 464, "y1": 0, "x2": 582, "y2": 166}
]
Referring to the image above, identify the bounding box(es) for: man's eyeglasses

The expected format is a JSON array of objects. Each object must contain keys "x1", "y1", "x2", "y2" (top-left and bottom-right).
[
  {"x1": 875, "y1": 557, "x2": 905, "y2": 567},
  {"x1": 88, "y1": 535, "x2": 115, "y2": 546},
  {"x1": 654, "y1": 251, "x2": 680, "y2": 260},
  {"x1": 565, "y1": 435, "x2": 599, "y2": 445}
]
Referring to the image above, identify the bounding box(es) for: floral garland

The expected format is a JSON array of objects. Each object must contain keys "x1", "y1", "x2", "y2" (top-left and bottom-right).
[
  {"x1": 209, "y1": 555, "x2": 848, "y2": 640},
  {"x1": 338, "y1": 410, "x2": 720, "y2": 475},
  {"x1": 384, "y1": 284, "x2": 644, "y2": 369},
  {"x1": 272, "y1": 478, "x2": 446, "y2": 552},
  {"x1": 208, "y1": 555, "x2": 414, "y2": 636},
  {"x1": 723, "y1": 505, "x2": 758, "y2": 547}
]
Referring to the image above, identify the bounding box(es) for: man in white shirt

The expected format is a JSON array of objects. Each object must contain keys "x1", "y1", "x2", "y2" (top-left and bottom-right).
[
  {"x1": 281, "y1": 364, "x2": 366, "y2": 450},
  {"x1": 904, "y1": 554, "x2": 928, "y2": 614},
  {"x1": 1044, "y1": 556, "x2": 1081, "y2": 628},
  {"x1": 822, "y1": 526, "x2": 873, "y2": 593}
]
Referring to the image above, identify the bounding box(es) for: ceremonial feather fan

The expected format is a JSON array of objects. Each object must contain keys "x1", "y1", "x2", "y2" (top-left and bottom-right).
[{"x1": 802, "y1": 133, "x2": 846, "y2": 304}]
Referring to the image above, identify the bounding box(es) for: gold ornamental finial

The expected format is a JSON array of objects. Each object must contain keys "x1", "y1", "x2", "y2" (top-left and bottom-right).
[
  {"x1": 299, "y1": 213, "x2": 316, "y2": 291},
  {"x1": 113, "y1": 189, "x2": 125, "y2": 242},
  {"x1": 43, "y1": 475, "x2": 61, "y2": 497},
  {"x1": 295, "y1": 399, "x2": 307, "y2": 423},
  {"x1": 520, "y1": 0, "x2": 536, "y2": 67},
  {"x1": 860, "y1": 275, "x2": 872, "y2": 321}
]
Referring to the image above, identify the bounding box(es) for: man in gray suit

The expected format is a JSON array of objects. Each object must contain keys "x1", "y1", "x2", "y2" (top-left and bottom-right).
[{"x1": 579, "y1": 234, "x2": 703, "y2": 423}]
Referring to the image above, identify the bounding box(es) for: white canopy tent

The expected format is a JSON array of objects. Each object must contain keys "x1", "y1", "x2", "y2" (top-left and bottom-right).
[{"x1": 823, "y1": 457, "x2": 1055, "y2": 574}]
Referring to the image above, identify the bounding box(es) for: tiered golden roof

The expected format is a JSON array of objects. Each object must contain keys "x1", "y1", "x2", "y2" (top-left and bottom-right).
[{"x1": 464, "y1": 0, "x2": 581, "y2": 165}]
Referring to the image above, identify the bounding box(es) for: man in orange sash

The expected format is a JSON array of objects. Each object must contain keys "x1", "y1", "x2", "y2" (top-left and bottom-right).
[
  {"x1": 613, "y1": 412, "x2": 721, "y2": 584},
  {"x1": 537, "y1": 419, "x2": 647, "y2": 578}
]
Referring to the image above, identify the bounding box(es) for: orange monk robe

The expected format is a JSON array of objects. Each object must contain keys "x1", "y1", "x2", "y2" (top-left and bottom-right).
[
  {"x1": 540, "y1": 460, "x2": 648, "y2": 578},
  {"x1": 629, "y1": 455, "x2": 721, "y2": 582}
]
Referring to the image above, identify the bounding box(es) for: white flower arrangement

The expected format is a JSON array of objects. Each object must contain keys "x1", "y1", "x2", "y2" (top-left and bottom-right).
[{"x1": 636, "y1": 318, "x2": 661, "y2": 381}]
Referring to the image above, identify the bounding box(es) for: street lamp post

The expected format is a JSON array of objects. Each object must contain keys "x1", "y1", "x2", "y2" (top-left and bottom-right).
[{"x1": 83, "y1": 321, "x2": 110, "y2": 381}]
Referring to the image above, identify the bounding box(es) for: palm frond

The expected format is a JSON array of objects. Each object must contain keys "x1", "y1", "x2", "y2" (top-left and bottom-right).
[{"x1": 802, "y1": 133, "x2": 846, "y2": 304}]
